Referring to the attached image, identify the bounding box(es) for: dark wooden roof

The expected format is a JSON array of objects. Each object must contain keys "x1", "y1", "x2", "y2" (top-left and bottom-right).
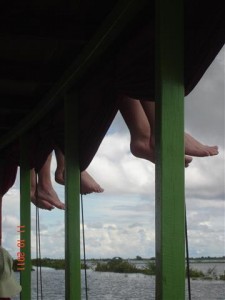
[{"x1": 0, "y1": 0, "x2": 224, "y2": 193}]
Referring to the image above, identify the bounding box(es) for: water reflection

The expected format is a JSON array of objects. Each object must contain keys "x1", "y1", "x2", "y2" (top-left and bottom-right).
[{"x1": 12, "y1": 264, "x2": 225, "y2": 300}]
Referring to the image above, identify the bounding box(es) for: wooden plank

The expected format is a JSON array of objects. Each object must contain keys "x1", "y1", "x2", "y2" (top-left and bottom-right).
[
  {"x1": 64, "y1": 91, "x2": 81, "y2": 299},
  {"x1": 155, "y1": 0, "x2": 185, "y2": 299}
]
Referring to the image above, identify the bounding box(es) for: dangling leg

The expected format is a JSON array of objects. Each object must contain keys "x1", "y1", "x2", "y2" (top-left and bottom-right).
[
  {"x1": 31, "y1": 153, "x2": 65, "y2": 210},
  {"x1": 118, "y1": 95, "x2": 155, "y2": 162},
  {"x1": 140, "y1": 100, "x2": 218, "y2": 158},
  {"x1": 54, "y1": 146, "x2": 65, "y2": 185},
  {"x1": 31, "y1": 169, "x2": 55, "y2": 210},
  {"x1": 119, "y1": 96, "x2": 217, "y2": 166},
  {"x1": 54, "y1": 147, "x2": 104, "y2": 194},
  {"x1": 118, "y1": 96, "x2": 192, "y2": 164},
  {"x1": 140, "y1": 99, "x2": 192, "y2": 166}
]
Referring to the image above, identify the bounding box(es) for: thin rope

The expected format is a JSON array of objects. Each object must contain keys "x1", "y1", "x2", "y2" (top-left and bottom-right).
[
  {"x1": 35, "y1": 206, "x2": 39, "y2": 300},
  {"x1": 37, "y1": 207, "x2": 43, "y2": 299},
  {"x1": 81, "y1": 192, "x2": 88, "y2": 300},
  {"x1": 35, "y1": 173, "x2": 44, "y2": 300},
  {"x1": 185, "y1": 204, "x2": 192, "y2": 300}
]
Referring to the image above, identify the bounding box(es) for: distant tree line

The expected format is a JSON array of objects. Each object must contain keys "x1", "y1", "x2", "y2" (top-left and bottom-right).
[{"x1": 12, "y1": 256, "x2": 225, "y2": 281}]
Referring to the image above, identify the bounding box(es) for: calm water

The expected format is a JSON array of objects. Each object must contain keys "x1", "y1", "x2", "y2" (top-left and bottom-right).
[{"x1": 12, "y1": 263, "x2": 225, "y2": 300}]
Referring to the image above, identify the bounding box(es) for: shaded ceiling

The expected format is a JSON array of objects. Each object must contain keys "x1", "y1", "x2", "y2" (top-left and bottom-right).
[{"x1": 0, "y1": 0, "x2": 224, "y2": 181}]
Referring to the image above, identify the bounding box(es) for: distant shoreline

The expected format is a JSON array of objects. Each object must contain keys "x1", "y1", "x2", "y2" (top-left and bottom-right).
[
  {"x1": 13, "y1": 257, "x2": 225, "y2": 270},
  {"x1": 13, "y1": 257, "x2": 225, "y2": 280},
  {"x1": 13, "y1": 256, "x2": 225, "y2": 263}
]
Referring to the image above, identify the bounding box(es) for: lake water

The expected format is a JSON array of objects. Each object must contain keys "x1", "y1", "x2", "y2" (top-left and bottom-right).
[{"x1": 12, "y1": 262, "x2": 225, "y2": 300}]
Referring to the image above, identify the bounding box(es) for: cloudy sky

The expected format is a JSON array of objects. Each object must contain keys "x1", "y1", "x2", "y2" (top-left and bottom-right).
[{"x1": 2, "y1": 46, "x2": 224, "y2": 260}]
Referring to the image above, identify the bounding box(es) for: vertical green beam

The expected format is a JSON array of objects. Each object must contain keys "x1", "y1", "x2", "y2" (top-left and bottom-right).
[
  {"x1": 64, "y1": 92, "x2": 81, "y2": 299},
  {"x1": 155, "y1": 0, "x2": 185, "y2": 299},
  {"x1": 20, "y1": 135, "x2": 31, "y2": 300}
]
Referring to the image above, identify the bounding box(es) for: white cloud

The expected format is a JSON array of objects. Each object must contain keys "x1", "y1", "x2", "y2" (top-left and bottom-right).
[
  {"x1": 185, "y1": 45, "x2": 225, "y2": 146},
  {"x1": 83, "y1": 221, "x2": 155, "y2": 259},
  {"x1": 185, "y1": 149, "x2": 225, "y2": 200}
]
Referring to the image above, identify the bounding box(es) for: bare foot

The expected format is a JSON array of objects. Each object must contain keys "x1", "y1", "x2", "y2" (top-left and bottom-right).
[
  {"x1": 55, "y1": 168, "x2": 104, "y2": 195},
  {"x1": 130, "y1": 135, "x2": 192, "y2": 167},
  {"x1": 31, "y1": 183, "x2": 65, "y2": 210},
  {"x1": 81, "y1": 171, "x2": 104, "y2": 194},
  {"x1": 31, "y1": 195, "x2": 55, "y2": 210},
  {"x1": 185, "y1": 133, "x2": 219, "y2": 157}
]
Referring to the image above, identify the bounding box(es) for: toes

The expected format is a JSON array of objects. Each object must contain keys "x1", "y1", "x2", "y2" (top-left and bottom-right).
[
  {"x1": 31, "y1": 196, "x2": 64, "y2": 210},
  {"x1": 53, "y1": 201, "x2": 65, "y2": 210},
  {"x1": 185, "y1": 155, "x2": 193, "y2": 163},
  {"x1": 209, "y1": 146, "x2": 219, "y2": 156},
  {"x1": 185, "y1": 155, "x2": 193, "y2": 168},
  {"x1": 46, "y1": 198, "x2": 65, "y2": 210},
  {"x1": 31, "y1": 198, "x2": 55, "y2": 210}
]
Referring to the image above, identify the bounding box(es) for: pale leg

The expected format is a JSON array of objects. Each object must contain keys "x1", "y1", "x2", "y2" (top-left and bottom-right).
[
  {"x1": 141, "y1": 100, "x2": 218, "y2": 158},
  {"x1": 140, "y1": 100, "x2": 192, "y2": 166},
  {"x1": 31, "y1": 153, "x2": 65, "y2": 210},
  {"x1": 54, "y1": 146, "x2": 65, "y2": 185},
  {"x1": 119, "y1": 95, "x2": 154, "y2": 162}
]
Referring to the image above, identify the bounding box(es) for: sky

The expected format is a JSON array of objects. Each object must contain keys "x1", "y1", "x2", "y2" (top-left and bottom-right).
[{"x1": 2, "y1": 45, "x2": 225, "y2": 260}]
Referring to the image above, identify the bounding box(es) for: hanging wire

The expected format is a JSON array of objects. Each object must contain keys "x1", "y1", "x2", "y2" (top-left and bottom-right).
[
  {"x1": 35, "y1": 173, "x2": 44, "y2": 300},
  {"x1": 36, "y1": 207, "x2": 43, "y2": 299},
  {"x1": 81, "y1": 191, "x2": 89, "y2": 300},
  {"x1": 185, "y1": 204, "x2": 192, "y2": 300},
  {"x1": 35, "y1": 207, "x2": 39, "y2": 300}
]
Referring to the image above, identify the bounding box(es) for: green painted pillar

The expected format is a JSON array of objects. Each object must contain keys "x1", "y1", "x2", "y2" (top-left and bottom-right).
[
  {"x1": 64, "y1": 92, "x2": 81, "y2": 299},
  {"x1": 19, "y1": 135, "x2": 31, "y2": 300},
  {"x1": 155, "y1": 0, "x2": 185, "y2": 299}
]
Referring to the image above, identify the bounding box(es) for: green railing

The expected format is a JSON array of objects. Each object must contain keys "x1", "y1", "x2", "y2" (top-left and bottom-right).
[
  {"x1": 19, "y1": 135, "x2": 32, "y2": 299},
  {"x1": 155, "y1": 0, "x2": 185, "y2": 298}
]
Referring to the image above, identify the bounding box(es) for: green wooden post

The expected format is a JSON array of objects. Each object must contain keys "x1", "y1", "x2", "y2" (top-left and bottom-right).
[
  {"x1": 19, "y1": 135, "x2": 31, "y2": 300},
  {"x1": 64, "y1": 92, "x2": 81, "y2": 299},
  {"x1": 155, "y1": 0, "x2": 185, "y2": 299}
]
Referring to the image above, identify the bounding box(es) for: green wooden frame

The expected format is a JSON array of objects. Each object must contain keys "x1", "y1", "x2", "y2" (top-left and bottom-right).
[
  {"x1": 20, "y1": 135, "x2": 32, "y2": 300},
  {"x1": 155, "y1": 0, "x2": 185, "y2": 299},
  {"x1": 64, "y1": 92, "x2": 81, "y2": 299}
]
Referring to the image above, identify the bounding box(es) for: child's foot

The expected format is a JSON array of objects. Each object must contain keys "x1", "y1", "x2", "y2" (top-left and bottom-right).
[
  {"x1": 81, "y1": 171, "x2": 104, "y2": 195},
  {"x1": 185, "y1": 133, "x2": 219, "y2": 157}
]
